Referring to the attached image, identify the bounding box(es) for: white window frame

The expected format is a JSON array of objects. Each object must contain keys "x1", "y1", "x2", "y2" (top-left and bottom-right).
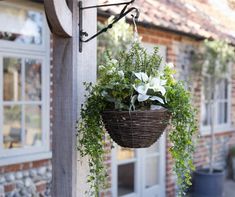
[
  {"x1": 200, "y1": 67, "x2": 234, "y2": 135},
  {"x1": 0, "y1": 1, "x2": 51, "y2": 166}
]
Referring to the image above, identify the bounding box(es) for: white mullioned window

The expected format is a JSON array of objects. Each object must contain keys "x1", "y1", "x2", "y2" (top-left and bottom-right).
[
  {"x1": 0, "y1": 1, "x2": 51, "y2": 165},
  {"x1": 201, "y1": 70, "x2": 232, "y2": 134}
]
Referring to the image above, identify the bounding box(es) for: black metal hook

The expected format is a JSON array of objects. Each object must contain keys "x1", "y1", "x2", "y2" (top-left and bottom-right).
[{"x1": 78, "y1": 0, "x2": 139, "y2": 52}]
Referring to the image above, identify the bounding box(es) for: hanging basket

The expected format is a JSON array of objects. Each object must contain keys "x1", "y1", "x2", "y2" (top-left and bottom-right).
[{"x1": 102, "y1": 108, "x2": 171, "y2": 148}]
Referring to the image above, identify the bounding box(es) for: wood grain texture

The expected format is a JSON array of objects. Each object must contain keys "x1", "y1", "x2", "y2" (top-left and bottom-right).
[
  {"x1": 44, "y1": 0, "x2": 72, "y2": 37},
  {"x1": 51, "y1": 0, "x2": 78, "y2": 196},
  {"x1": 77, "y1": 0, "x2": 98, "y2": 195}
]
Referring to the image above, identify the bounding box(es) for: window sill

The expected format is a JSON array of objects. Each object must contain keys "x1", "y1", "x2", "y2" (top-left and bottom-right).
[
  {"x1": 0, "y1": 151, "x2": 52, "y2": 167},
  {"x1": 200, "y1": 126, "x2": 235, "y2": 137}
]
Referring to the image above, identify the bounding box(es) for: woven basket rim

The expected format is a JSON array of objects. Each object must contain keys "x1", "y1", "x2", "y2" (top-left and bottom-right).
[{"x1": 102, "y1": 108, "x2": 169, "y2": 114}]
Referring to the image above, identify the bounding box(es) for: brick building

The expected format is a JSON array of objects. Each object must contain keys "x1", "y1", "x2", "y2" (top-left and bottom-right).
[{"x1": 1, "y1": 0, "x2": 235, "y2": 197}]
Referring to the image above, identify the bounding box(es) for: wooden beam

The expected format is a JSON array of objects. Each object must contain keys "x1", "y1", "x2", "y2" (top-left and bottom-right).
[
  {"x1": 44, "y1": 0, "x2": 72, "y2": 37},
  {"x1": 48, "y1": 0, "x2": 78, "y2": 196}
]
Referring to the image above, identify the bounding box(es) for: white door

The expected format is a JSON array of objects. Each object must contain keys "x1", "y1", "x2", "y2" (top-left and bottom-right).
[
  {"x1": 111, "y1": 134, "x2": 166, "y2": 197},
  {"x1": 141, "y1": 134, "x2": 166, "y2": 197}
]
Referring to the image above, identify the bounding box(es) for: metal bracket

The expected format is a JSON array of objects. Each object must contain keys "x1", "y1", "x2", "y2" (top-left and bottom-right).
[{"x1": 78, "y1": 0, "x2": 139, "y2": 52}]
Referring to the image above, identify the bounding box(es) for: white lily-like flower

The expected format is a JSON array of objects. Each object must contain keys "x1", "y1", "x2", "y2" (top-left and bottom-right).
[
  {"x1": 133, "y1": 72, "x2": 167, "y2": 104},
  {"x1": 149, "y1": 96, "x2": 165, "y2": 104},
  {"x1": 134, "y1": 72, "x2": 149, "y2": 82},
  {"x1": 149, "y1": 77, "x2": 166, "y2": 96},
  {"x1": 133, "y1": 83, "x2": 150, "y2": 95},
  {"x1": 138, "y1": 94, "x2": 150, "y2": 102}
]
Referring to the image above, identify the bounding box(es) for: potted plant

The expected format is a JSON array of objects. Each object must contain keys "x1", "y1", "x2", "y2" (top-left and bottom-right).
[
  {"x1": 192, "y1": 40, "x2": 234, "y2": 197},
  {"x1": 228, "y1": 146, "x2": 235, "y2": 181},
  {"x1": 77, "y1": 42, "x2": 197, "y2": 196}
]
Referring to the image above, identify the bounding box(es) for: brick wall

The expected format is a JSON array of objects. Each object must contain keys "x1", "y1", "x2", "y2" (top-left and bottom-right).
[{"x1": 0, "y1": 160, "x2": 51, "y2": 197}]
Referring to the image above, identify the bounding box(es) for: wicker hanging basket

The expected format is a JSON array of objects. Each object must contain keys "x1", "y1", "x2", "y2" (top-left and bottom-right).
[{"x1": 102, "y1": 108, "x2": 171, "y2": 148}]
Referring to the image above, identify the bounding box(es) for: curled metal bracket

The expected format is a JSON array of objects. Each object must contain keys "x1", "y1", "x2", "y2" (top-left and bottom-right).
[{"x1": 78, "y1": 0, "x2": 139, "y2": 52}]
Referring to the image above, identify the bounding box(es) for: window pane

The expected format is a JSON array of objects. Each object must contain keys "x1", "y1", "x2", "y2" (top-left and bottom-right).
[
  {"x1": 25, "y1": 105, "x2": 42, "y2": 147},
  {"x1": 3, "y1": 105, "x2": 22, "y2": 149},
  {"x1": 25, "y1": 59, "x2": 42, "y2": 101},
  {"x1": 224, "y1": 79, "x2": 228, "y2": 99},
  {"x1": 224, "y1": 102, "x2": 228, "y2": 123},
  {"x1": 117, "y1": 147, "x2": 135, "y2": 161},
  {"x1": 145, "y1": 156, "x2": 159, "y2": 188},
  {"x1": 218, "y1": 102, "x2": 224, "y2": 124},
  {"x1": 202, "y1": 103, "x2": 210, "y2": 126},
  {"x1": 218, "y1": 102, "x2": 228, "y2": 124},
  {"x1": 3, "y1": 57, "x2": 21, "y2": 101},
  {"x1": 118, "y1": 163, "x2": 135, "y2": 196},
  {"x1": 0, "y1": 4, "x2": 43, "y2": 45}
]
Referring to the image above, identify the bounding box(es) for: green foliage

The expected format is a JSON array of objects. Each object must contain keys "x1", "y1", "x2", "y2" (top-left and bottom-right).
[
  {"x1": 78, "y1": 42, "x2": 197, "y2": 197},
  {"x1": 192, "y1": 40, "x2": 235, "y2": 79},
  {"x1": 166, "y1": 83, "x2": 197, "y2": 196}
]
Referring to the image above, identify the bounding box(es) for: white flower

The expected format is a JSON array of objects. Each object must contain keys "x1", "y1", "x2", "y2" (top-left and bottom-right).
[
  {"x1": 149, "y1": 96, "x2": 165, "y2": 104},
  {"x1": 138, "y1": 94, "x2": 150, "y2": 102},
  {"x1": 133, "y1": 72, "x2": 167, "y2": 103},
  {"x1": 134, "y1": 72, "x2": 149, "y2": 82},
  {"x1": 110, "y1": 59, "x2": 118, "y2": 65},
  {"x1": 133, "y1": 83, "x2": 150, "y2": 95},
  {"x1": 118, "y1": 70, "x2": 124, "y2": 78},
  {"x1": 149, "y1": 77, "x2": 166, "y2": 96},
  {"x1": 107, "y1": 67, "x2": 116, "y2": 75}
]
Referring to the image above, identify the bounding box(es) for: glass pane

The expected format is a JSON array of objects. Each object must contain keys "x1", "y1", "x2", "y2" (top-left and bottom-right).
[
  {"x1": 117, "y1": 147, "x2": 135, "y2": 161},
  {"x1": 146, "y1": 141, "x2": 160, "y2": 154},
  {"x1": 218, "y1": 102, "x2": 224, "y2": 124},
  {"x1": 25, "y1": 59, "x2": 42, "y2": 101},
  {"x1": 203, "y1": 77, "x2": 211, "y2": 100},
  {"x1": 118, "y1": 163, "x2": 135, "y2": 196},
  {"x1": 224, "y1": 102, "x2": 228, "y2": 123},
  {"x1": 3, "y1": 57, "x2": 21, "y2": 101},
  {"x1": 202, "y1": 103, "x2": 210, "y2": 126},
  {"x1": 25, "y1": 105, "x2": 42, "y2": 147},
  {"x1": 145, "y1": 156, "x2": 159, "y2": 188},
  {"x1": 0, "y1": 4, "x2": 43, "y2": 45},
  {"x1": 3, "y1": 105, "x2": 22, "y2": 149},
  {"x1": 224, "y1": 79, "x2": 228, "y2": 99}
]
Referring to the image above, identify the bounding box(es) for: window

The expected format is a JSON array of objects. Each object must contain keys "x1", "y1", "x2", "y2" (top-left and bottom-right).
[
  {"x1": 0, "y1": 2, "x2": 50, "y2": 165},
  {"x1": 201, "y1": 74, "x2": 232, "y2": 134}
]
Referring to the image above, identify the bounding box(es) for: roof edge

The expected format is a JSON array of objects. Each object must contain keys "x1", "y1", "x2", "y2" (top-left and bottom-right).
[{"x1": 98, "y1": 10, "x2": 205, "y2": 41}]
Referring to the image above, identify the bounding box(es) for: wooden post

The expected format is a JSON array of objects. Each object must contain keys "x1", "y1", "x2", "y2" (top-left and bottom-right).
[
  {"x1": 44, "y1": 0, "x2": 78, "y2": 197},
  {"x1": 45, "y1": 0, "x2": 97, "y2": 196}
]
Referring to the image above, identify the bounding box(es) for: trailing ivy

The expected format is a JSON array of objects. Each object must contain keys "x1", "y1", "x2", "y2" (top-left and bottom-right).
[{"x1": 166, "y1": 83, "x2": 197, "y2": 196}]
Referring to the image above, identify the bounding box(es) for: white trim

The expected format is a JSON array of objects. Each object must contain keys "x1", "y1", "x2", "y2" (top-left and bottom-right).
[{"x1": 0, "y1": 151, "x2": 52, "y2": 166}]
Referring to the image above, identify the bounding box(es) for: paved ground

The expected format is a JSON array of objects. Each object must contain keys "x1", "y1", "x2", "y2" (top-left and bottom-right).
[{"x1": 224, "y1": 179, "x2": 235, "y2": 197}]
